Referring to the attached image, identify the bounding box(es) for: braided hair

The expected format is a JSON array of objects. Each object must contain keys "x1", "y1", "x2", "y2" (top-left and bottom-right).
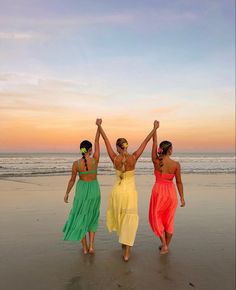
[
  {"x1": 80, "y1": 140, "x2": 92, "y2": 171},
  {"x1": 116, "y1": 138, "x2": 129, "y2": 182},
  {"x1": 157, "y1": 140, "x2": 172, "y2": 171}
]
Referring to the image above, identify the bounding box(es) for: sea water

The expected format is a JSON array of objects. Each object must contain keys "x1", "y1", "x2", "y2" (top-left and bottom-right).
[{"x1": 0, "y1": 152, "x2": 235, "y2": 177}]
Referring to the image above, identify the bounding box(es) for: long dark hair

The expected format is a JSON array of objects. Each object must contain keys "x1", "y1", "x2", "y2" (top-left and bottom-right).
[
  {"x1": 157, "y1": 140, "x2": 172, "y2": 170},
  {"x1": 80, "y1": 140, "x2": 92, "y2": 171}
]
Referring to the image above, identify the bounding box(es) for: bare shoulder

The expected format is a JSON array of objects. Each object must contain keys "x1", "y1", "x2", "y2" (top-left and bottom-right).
[
  {"x1": 168, "y1": 158, "x2": 179, "y2": 170},
  {"x1": 174, "y1": 160, "x2": 180, "y2": 166},
  {"x1": 73, "y1": 160, "x2": 79, "y2": 168},
  {"x1": 128, "y1": 154, "x2": 137, "y2": 164},
  {"x1": 129, "y1": 154, "x2": 136, "y2": 159},
  {"x1": 153, "y1": 157, "x2": 160, "y2": 164},
  {"x1": 169, "y1": 157, "x2": 179, "y2": 164},
  {"x1": 173, "y1": 160, "x2": 181, "y2": 172}
]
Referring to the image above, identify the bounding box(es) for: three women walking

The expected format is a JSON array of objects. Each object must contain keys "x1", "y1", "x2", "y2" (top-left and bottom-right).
[{"x1": 63, "y1": 119, "x2": 185, "y2": 260}]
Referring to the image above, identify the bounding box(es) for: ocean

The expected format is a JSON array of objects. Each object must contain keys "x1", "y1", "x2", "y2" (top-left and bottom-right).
[{"x1": 0, "y1": 152, "x2": 235, "y2": 178}]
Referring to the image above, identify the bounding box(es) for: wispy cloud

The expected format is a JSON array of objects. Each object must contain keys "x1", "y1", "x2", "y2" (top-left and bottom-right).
[
  {"x1": 0, "y1": 72, "x2": 89, "y2": 91},
  {"x1": 0, "y1": 32, "x2": 33, "y2": 40},
  {"x1": 0, "y1": 13, "x2": 134, "y2": 31},
  {"x1": 0, "y1": 1, "x2": 234, "y2": 152},
  {"x1": 0, "y1": 72, "x2": 107, "y2": 115},
  {"x1": 0, "y1": 8, "x2": 198, "y2": 33},
  {"x1": 0, "y1": 72, "x2": 41, "y2": 85}
]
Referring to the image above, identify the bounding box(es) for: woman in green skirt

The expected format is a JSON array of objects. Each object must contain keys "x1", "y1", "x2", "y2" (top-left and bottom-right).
[{"x1": 63, "y1": 122, "x2": 101, "y2": 254}]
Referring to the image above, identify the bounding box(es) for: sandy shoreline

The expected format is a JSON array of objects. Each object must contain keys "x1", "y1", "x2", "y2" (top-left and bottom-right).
[{"x1": 0, "y1": 174, "x2": 235, "y2": 290}]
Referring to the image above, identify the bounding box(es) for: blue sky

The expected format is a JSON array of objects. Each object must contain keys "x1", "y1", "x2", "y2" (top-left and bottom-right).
[{"x1": 0, "y1": 0, "x2": 235, "y2": 152}]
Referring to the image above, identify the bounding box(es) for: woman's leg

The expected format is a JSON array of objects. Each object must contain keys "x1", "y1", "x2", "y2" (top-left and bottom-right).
[
  {"x1": 165, "y1": 231, "x2": 173, "y2": 247},
  {"x1": 123, "y1": 245, "x2": 131, "y2": 261},
  {"x1": 88, "y1": 232, "x2": 95, "y2": 253},
  {"x1": 159, "y1": 233, "x2": 168, "y2": 254},
  {"x1": 81, "y1": 235, "x2": 88, "y2": 254}
]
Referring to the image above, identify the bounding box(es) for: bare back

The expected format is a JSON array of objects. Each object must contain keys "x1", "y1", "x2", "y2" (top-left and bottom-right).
[
  {"x1": 114, "y1": 154, "x2": 136, "y2": 171},
  {"x1": 77, "y1": 157, "x2": 97, "y2": 181},
  {"x1": 153, "y1": 156, "x2": 178, "y2": 175}
]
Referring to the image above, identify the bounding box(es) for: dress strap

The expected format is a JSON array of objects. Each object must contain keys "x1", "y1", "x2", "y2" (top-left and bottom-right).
[{"x1": 79, "y1": 169, "x2": 97, "y2": 175}]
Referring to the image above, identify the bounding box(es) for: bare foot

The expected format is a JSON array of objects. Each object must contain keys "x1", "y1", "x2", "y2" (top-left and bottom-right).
[
  {"x1": 160, "y1": 245, "x2": 168, "y2": 255},
  {"x1": 123, "y1": 255, "x2": 129, "y2": 262},
  {"x1": 88, "y1": 248, "x2": 95, "y2": 254},
  {"x1": 83, "y1": 248, "x2": 88, "y2": 254},
  {"x1": 123, "y1": 247, "x2": 130, "y2": 262}
]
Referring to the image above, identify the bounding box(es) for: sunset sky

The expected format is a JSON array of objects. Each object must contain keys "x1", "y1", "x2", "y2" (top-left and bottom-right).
[{"x1": 0, "y1": 0, "x2": 235, "y2": 152}]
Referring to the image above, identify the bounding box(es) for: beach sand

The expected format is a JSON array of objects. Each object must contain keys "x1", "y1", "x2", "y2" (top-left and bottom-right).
[{"x1": 0, "y1": 174, "x2": 235, "y2": 290}]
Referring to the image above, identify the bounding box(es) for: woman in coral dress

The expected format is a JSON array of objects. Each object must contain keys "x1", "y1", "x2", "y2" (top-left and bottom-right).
[
  {"x1": 96, "y1": 119, "x2": 158, "y2": 261},
  {"x1": 149, "y1": 125, "x2": 185, "y2": 254}
]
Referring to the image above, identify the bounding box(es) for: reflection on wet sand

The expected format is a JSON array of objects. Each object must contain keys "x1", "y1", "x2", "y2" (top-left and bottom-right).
[{"x1": 0, "y1": 174, "x2": 234, "y2": 290}]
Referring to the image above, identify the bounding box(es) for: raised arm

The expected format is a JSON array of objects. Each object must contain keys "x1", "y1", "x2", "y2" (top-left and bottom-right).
[
  {"x1": 96, "y1": 119, "x2": 117, "y2": 163},
  {"x1": 64, "y1": 161, "x2": 78, "y2": 203},
  {"x1": 152, "y1": 128, "x2": 158, "y2": 163},
  {"x1": 93, "y1": 126, "x2": 100, "y2": 163},
  {"x1": 175, "y1": 162, "x2": 185, "y2": 207},
  {"x1": 133, "y1": 120, "x2": 159, "y2": 160}
]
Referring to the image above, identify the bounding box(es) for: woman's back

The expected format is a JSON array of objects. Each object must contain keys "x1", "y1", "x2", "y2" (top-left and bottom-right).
[
  {"x1": 114, "y1": 154, "x2": 136, "y2": 171},
  {"x1": 78, "y1": 157, "x2": 97, "y2": 181},
  {"x1": 154, "y1": 156, "x2": 178, "y2": 175}
]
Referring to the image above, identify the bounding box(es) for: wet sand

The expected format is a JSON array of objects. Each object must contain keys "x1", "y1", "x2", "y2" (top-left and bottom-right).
[{"x1": 0, "y1": 174, "x2": 235, "y2": 290}]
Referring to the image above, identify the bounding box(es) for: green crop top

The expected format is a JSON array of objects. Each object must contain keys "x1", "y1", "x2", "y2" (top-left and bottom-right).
[{"x1": 78, "y1": 158, "x2": 97, "y2": 175}]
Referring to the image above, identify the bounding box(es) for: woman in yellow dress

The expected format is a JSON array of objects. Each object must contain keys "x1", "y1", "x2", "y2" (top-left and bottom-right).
[{"x1": 96, "y1": 119, "x2": 158, "y2": 261}]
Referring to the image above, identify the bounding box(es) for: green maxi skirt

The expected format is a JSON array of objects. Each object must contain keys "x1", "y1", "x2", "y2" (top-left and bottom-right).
[{"x1": 63, "y1": 179, "x2": 101, "y2": 241}]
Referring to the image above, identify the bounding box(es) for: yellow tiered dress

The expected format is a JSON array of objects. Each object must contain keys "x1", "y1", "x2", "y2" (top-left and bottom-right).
[{"x1": 106, "y1": 170, "x2": 139, "y2": 246}]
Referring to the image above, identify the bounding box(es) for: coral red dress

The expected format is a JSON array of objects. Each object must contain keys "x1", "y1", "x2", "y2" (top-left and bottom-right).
[{"x1": 149, "y1": 170, "x2": 178, "y2": 237}]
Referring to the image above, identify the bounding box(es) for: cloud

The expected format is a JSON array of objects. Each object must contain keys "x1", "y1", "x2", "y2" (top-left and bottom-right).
[
  {"x1": 0, "y1": 32, "x2": 33, "y2": 40},
  {"x1": 0, "y1": 31, "x2": 48, "y2": 43},
  {"x1": 0, "y1": 13, "x2": 134, "y2": 31},
  {"x1": 54, "y1": 13, "x2": 134, "y2": 26},
  {"x1": 0, "y1": 7, "x2": 198, "y2": 33},
  {"x1": 0, "y1": 72, "x2": 108, "y2": 119},
  {"x1": 0, "y1": 72, "x2": 40, "y2": 85},
  {"x1": 0, "y1": 72, "x2": 89, "y2": 92}
]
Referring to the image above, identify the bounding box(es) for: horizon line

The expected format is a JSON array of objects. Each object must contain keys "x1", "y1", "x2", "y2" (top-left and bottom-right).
[{"x1": 0, "y1": 151, "x2": 235, "y2": 154}]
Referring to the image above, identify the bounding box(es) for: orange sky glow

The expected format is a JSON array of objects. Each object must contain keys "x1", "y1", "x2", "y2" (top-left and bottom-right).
[{"x1": 1, "y1": 108, "x2": 234, "y2": 152}]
